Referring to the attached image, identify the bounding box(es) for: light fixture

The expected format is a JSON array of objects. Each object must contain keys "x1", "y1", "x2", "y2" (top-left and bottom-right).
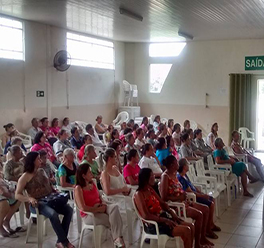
[
  {"x1": 119, "y1": 8, "x2": 143, "y2": 22},
  {"x1": 178, "y1": 31, "x2": 193, "y2": 40}
]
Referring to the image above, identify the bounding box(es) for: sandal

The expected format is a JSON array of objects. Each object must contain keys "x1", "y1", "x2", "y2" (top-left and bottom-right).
[
  {"x1": 206, "y1": 232, "x2": 218, "y2": 239},
  {"x1": 1, "y1": 232, "x2": 19, "y2": 238},
  {"x1": 114, "y1": 237, "x2": 125, "y2": 248},
  {"x1": 15, "y1": 226, "x2": 27, "y2": 232},
  {"x1": 211, "y1": 225, "x2": 221, "y2": 232}
]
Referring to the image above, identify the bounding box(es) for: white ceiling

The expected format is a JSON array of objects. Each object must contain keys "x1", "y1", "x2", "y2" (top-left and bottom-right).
[{"x1": 1, "y1": 0, "x2": 264, "y2": 42}]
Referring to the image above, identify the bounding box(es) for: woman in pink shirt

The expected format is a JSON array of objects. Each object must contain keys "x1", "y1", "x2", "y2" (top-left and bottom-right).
[
  {"x1": 40, "y1": 117, "x2": 55, "y2": 138},
  {"x1": 31, "y1": 131, "x2": 59, "y2": 167},
  {"x1": 74, "y1": 163, "x2": 125, "y2": 248},
  {"x1": 50, "y1": 118, "x2": 60, "y2": 136},
  {"x1": 123, "y1": 149, "x2": 140, "y2": 185},
  {"x1": 140, "y1": 116, "x2": 148, "y2": 134}
]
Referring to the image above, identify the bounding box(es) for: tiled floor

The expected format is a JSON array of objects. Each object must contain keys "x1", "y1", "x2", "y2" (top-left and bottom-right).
[{"x1": 2, "y1": 158, "x2": 264, "y2": 247}]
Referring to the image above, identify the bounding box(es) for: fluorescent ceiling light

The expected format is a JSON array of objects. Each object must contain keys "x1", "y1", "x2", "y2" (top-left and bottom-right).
[
  {"x1": 119, "y1": 8, "x2": 143, "y2": 22},
  {"x1": 178, "y1": 31, "x2": 193, "y2": 40},
  {"x1": 149, "y1": 43, "x2": 186, "y2": 57}
]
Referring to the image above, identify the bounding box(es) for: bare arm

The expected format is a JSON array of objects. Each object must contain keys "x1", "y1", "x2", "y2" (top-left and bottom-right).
[
  {"x1": 126, "y1": 176, "x2": 138, "y2": 185},
  {"x1": 215, "y1": 156, "x2": 234, "y2": 165},
  {"x1": 60, "y1": 176, "x2": 74, "y2": 188},
  {"x1": 15, "y1": 173, "x2": 33, "y2": 202}
]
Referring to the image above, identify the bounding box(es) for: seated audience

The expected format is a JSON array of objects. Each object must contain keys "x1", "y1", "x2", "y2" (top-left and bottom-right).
[
  {"x1": 139, "y1": 143, "x2": 162, "y2": 177},
  {"x1": 53, "y1": 130, "x2": 71, "y2": 161},
  {"x1": 155, "y1": 137, "x2": 170, "y2": 166},
  {"x1": 74, "y1": 163, "x2": 125, "y2": 248},
  {"x1": 194, "y1": 129, "x2": 212, "y2": 154},
  {"x1": 166, "y1": 136, "x2": 179, "y2": 160},
  {"x1": 58, "y1": 148, "x2": 77, "y2": 187},
  {"x1": 140, "y1": 117, "x2": 149, "y2": 134},
  {"x1": 120, "y1": 128, "x2": 132, "y2": 147},
  {"x1": 172, "y1": 123, "x2": 182, "y2": 147},
  {"x1": 50, "y1": 118, "x2": 60, "y2": 136},
  {"x1": 4, "y1": 137, "x2": 26, "y2": 160},
  {"x1": 127, "y1": 119, "x2": 135, "y2": 129},
  {"x1": 119, "y1": 122, "x2": 127, "y2": 136},
  {"x1": 15, "y1": 152, "x2": 74, "y2": 248},
  {"x1": 104, "y1": 125, "x2": 114, "y2": 144},
  {"x1": 160, "y1": 156, "x2": 218, "y2": 247},
  {"x1": 206, "y1": 123, "x2": 218, "y2": 150},
  {"x1": 123, "y1": 149, "x2": 140, "y2": 185},
  {"x1": 85, "y1": 124, "x2": 104, "y2": 147},
  {"x1": 110, "y1": 129, "x2": 120, "y2": 145},
  {"x1": 4, "y1": 145, "x2": 25, "y2": 182},
  {"x1": 231, "y1": 130, "x2": 264, "y2": 181},
  {"x1": 183, "y1": 120, "x2": 191, "y2": 133},
  {"x1": 40, "y1": 117, "x2": 55, "y2": 138},
  {"x1": 132, "y1": 124, "x2": 139, "y2": 139},
  {"x1": 145, "y1": 129, "x2": 157, "y2": 147},
  {"x1": 157, "y1": 123, "x2": 168, "y2": 138},
  {"x1": 77, "y1": 134, "x2": 92, "y2": 162},
  {"x1": 100, "y1": 148, "x2": 131, "y2": 196},
  {"x1": 180, "y1": 133, "x2": 201, "y2": 161},
  {"x1": 70, "y1": 127, "x2": 83, "y2": 151},
  {"x1": 81, "y1": 145, "x2": 100, "y2": 182},
  {"x1": 177, "y1": 158, "x2": 221, "y2": 239},
  {"x1": 134, "y1": 128, "x2": 146, "y2": 150},
  {"x1": 109, "y1": 140, "x2": 123, "y2": 173},
  {"x1": 28, "y1": 118, "x2": 41, "y2": 141},
  {"x1": 1, "y1": 123, "x2": 15, "y2": 148},
  {"x1": 187, "y1": 129, "x2": 208, "y2": 159},
  {"x1": 134, "y1": 168, "x2": 194, "y2": 248},
  {"x1": 61, "y1": 117, "x2": 72, "y2": 136},
  {"x1": 39, "y1": 150, "x2": 56, "y2": 184},
  {"x1": 95, "y1": 115, "x2": 108, "y2": 134},
  {"x1": 0, "y1": 170, "x2": 21, "y2": 238},
  {"x1": 31, "y1": 131, "x2": 59, "y2": 167},
  {"x1": 125, "y1": 133, "x2": 137, "y2": 152},
  {"x1": 153, "y1": 115, "x2": 161, "y2": 134},
  {"x1": 213, "y1": 138, "x2": 256, "y2": 197},
  {"x1": 147, "y1": 124, "x2": 154, "y2": 131},
  {"x1": 167, "y1": 119, "x2": 174, "y2": 136}
]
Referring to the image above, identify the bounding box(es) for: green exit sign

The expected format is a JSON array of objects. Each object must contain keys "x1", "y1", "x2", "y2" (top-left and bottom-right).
[
  {"x1": 36, "y1": 91, "x2": 44, "y2": 97},
  {"x1": 245, "y1": 56, "x2": 264, "y2": 70}
]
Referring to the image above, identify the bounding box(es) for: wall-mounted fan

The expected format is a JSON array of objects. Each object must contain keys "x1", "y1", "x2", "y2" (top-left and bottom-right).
[{"x1": 53, "y1": 50, "x2": 71, "y2": 71}]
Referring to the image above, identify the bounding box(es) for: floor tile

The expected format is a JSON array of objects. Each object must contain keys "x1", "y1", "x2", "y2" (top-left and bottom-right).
[
  {"x1": 215, "y1": 222, "x2": 239, "y2": 234},
  {"x1": 240, "y1": 217, "x2": 264, "y2": 228},
  {"x1": 245, "y1": 210, "x2": 263, "y2": 219},
  {"x1": 226, "y1": 234, "x2": 259, "y2": 248},
  {"x1": 234, "y1": 225, "x2": 262, "y2": 238},
  {"x1": 207, "y1": 232, "x2": 232, "y2": 245}
]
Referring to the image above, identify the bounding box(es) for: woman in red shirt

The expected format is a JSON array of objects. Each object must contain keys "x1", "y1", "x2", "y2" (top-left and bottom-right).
[
  {"x1": 123, "y1": 149, "x2": 140, "y2": 185},
  {"x1": 74, "y1": 163, "x2": 125, "y2": 248},
  {"x1": 77, "y1": 135, "x2": 92, "y2": 162}
]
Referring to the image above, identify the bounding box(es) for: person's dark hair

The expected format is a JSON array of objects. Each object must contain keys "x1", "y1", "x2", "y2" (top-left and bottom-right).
[
  {"x1": 186, "y1": 128, "x2": 193, "y2": 136},
  {"x1": 3, "y1": 123, "x2": 14, "y2": 131},
  {"x1": 24, "y1": 152, "x2": 39, "y2": 173},
  {"x1": 214, "y1": 138, "x2": 223, "y2": 148},
  {"x1": 211, "y1": 123, "x2": 218, "y2": 134},
  {"x1": 183, "y1": 120, "x2": 190, "y2": 128},
  {"x1": 178, "y1": 158, "x2": 188, "y2": 173},
  {"x1": 158, "y1": 123, "x2": 166, "y2": 132},
  {"x1": 123, "y1": 128, "x2": 133, "y2": 135},
  {"x1": 71, "y1": 127, "x2": 78, "y2": 135},
  {"x1": 141, "y1": 117, "x2": 148, "y2": 125},
  {"x1": 10, "y1": 145, "x2": 22, "y2": 156},
  {"x1": 58, "y1": 129, "x2": 66, "y2": 138},
  {"x1": 83, "y1": 134, "x2": 91, "y2": 143},
  {"x1": 194, "y1": 129, "x2": 202, "y2": 139},
  {"x1": 34, "y1": 131, "x2": 44, "y2": 144},
  {"x1": 146, "y1": 129, "x2": 155, "y2": 138},
  {"x1": 11, "y1": 136, "x2": 22, "y2": 145},
  {"x1": 231, "y1": 130, "x2": 239, "y2": 138},
  {"x1": 133, "y1": 124, "x2": 139, "y2": 132},
  {"x1": 109, "y1": 139, "x2": 122, "y2": 151},
  {"x1": 163, "y1": 155, "x2": 176, "y2": 169},
  {"x1": 85, "y1": 124, "x2": 93, "y2": 133},
  {"x1": 51, "y1": 118, "x2": 58, "y2": 127},
  {"x1": 125, "y1": 133, "x2": 134, "y2": 143},
  {"x1": 111, "y1": 129, "x2": 119, "y2": 140},
  {"x1": 154, "y1": 115, "x2": 160, "y2": 123},
  {"x1": 181, "y1": 132, "x2": 189, "y2": 142},
  {"x1": 40, "y1": 117, "x2": 48, "y2": 124},
  {"x1": 127, "y1": 119, "x2": 134, "y2": 128},
  {"x1": 147, "y1": 124, "x2": 153, "y2": 131},
  {"x1": 76, "y1": 163, "x2": 91, "y2": 188},
  {"x1": 31, "y1": 118, "x2": 38, "y2": 125},
  {"x1": 62, "y1": 117, "x2": 69, "y2": 126},
  {"x1": 98, "y1": 148, "x2": 116, "y2": 170},
  {"x1": 155, "y1": 137, "x2": 166, "y2": 150},
  {"x1": 96, "y1": 115, "x2": 102, "y2": 121},
  {"x1": 124, "y1": 149, "x2": 138, "y2": 165},
  {"x1": 166, "y1": 135, "x2": 173, "y2": 147},
  {"x1": 39, "y1": 149, "x2": 47, "y2": 157},
  {"x1": 137, "y1": 168, "x2": 152, "y2": 191},
  {"x1": 136, "y1": 128, "x2": 143, "y2": 137},
  {"x1": 142, "y1": 143, "x2": 152, "y2": 155},
  {"x1": 172, "y1": 123, "x2": 181, "y2": 133},
  {"x1": 168, "y1": 119, "x2": 174, "y2": 129}
]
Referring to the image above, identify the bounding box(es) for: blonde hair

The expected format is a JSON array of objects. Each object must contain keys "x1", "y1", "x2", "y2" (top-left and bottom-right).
[
  {"x1": 62, "y1": 148, "x2": 75, "y2": 163},
  {"x1": 83, "y1": 144, "x2": 95, "y2": 160}
]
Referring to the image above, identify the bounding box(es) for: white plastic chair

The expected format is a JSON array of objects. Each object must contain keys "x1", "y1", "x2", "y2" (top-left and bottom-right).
[
  {"x1": 149, "y1": 115, "x2": 155, "y2": 125},
  {"x1": 123, "y1": 80, "x2": 132, "y2": 106},
  {"x1": 130, "y1": 84, "x2": 139, "y2": 106},
  {"x1": 208, "y1": 155, "x2": 237, "y2": 206},
  {"x1": 94, "y1": 146, "x2": 104, "y2": 156},
  {"x1": 17, "y1": 131, "x2": 32, "y2": 149},
  {"x1": 238, "y1": 127, "x2": 255, "y2": 149},
  {"x1": 132, "y1": 195, "x2": 181, "y2": 248},
  {"x1": 189, "y1": 120, "x2": 198, "y2": 130},
  {"x1": 112, "y1": 111, "x2": 129, "y2": 129},
  {"x1": 161, "y1": 118, "x2": 168, "y2": 125},
  {"x1": 74, "y1": 121, "x2": 88, "y2": 136}
]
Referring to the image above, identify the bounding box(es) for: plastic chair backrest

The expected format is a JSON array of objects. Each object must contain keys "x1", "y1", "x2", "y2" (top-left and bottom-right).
[
  {"x1": 207, "y1": 155, "x2": 215, "y2": 170},
  {"x1": 190, "y1": 120, "x2": 198, "y2": 130},
  {"x1": 123, "y1": 80, "x2": 132, "y2": 92},
  {"x1": 149, "y1": 115, "x2": 155, "y2": 125},
  {"x1": 114, "y1": 111, "x2": 129, "y2": 126},
  {"x1": 187, "y1": 163, "x2": 196, "y2": 182},
  {"x1": 195, "y1": 160, "x2": 205, "y2": 177},
  {"x1": 238, "y1": 127, "x2": 250, "y2": 140}
]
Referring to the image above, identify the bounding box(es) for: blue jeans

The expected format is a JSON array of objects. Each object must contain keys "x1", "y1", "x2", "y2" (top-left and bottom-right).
[{"x1": 30, "y1": 203, "x2": 73, "y2": 245}]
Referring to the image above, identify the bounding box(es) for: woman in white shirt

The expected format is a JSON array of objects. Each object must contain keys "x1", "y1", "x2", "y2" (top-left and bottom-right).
[
  {"x1": 206, "y1": 123, "x2": 218, "y2": 150},
  {"x1": 153, "y1": 115, "x2": 161, "y2": 134},
  {"x1": 139, "y1": 143, "x2": 162, "y2": 177},
  {"x1": 134, "y1": 128, "x2": 146, "y2": 150}
]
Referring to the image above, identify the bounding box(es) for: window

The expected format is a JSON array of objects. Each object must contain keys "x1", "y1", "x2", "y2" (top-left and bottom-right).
[
  {"x1": 0, "y1": 16, "x2": 24, "y2": 60},
  {"x1": 67, "y1": 32, "x2": 115, "y2": 70},
  {"x1": 149, "y1": 42, "x2": 186, "y2": 57},
  {"x1": 149, "y1": 64, "x2": 172, "y2": 93}
]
